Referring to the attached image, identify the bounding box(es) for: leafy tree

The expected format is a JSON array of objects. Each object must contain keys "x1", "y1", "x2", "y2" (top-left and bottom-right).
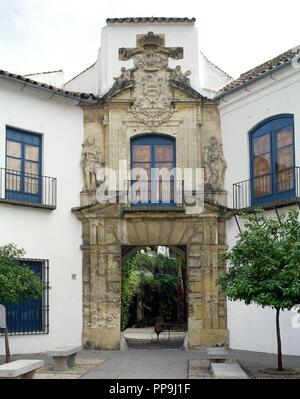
[
  {"x1": 176, "y1": 258, "x2": 185, "y2": 324},
  {"x1": 121, "y1": 256, "x2": 141, "y2": 331},
  {"x1": 121, "y1": 250, "x2": 186, "y2": 330},
  {"x1": 217, "y1": 210, "x2": 300, "y2": 371},
  {"x1": 0, "y1": 244, "x2": 44, "y2": 362}
]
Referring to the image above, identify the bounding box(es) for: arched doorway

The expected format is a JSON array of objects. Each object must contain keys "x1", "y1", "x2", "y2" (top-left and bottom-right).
[{"x1": 121, "y1": 245, "x2": 187, "y2": 349}]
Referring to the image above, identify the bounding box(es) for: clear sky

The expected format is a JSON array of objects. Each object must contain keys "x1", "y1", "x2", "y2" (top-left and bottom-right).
[{"x1": 1, "y1": 0, "x2": 299, "y2": 82}]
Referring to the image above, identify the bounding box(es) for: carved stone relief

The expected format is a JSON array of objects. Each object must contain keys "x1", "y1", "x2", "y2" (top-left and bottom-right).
[
  {"x1": 113, "y1": 67, "x2": 132, "y2": 87},
  {"x1": 169, "y1": 65, "x2": 191, "y2": 86},
  {"x1": 203, "y1": 136, "x2": 227, "y2": 192},
  {"x1": 118, "y1": 32, "x2": 192, "y2": 127}
]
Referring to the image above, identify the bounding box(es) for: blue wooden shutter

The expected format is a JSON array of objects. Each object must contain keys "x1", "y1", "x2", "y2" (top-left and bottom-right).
[{"x1": 6, "y1": 127, "x2": 42, "y2": 204}]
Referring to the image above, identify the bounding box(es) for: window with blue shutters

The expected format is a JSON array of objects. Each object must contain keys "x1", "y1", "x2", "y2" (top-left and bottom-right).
[
  {"x1": 6, "y1": 127, "x2": 42, "y2": 204},
  {"x1": 130, "y1": 134, "x2": 176, "y2": 206},
  {"x1": 0, "y1": 260, "x2": 49, "y2": 335},
  {"x1": 250, "y1": 115, "x2": 295, "y2": 205}
]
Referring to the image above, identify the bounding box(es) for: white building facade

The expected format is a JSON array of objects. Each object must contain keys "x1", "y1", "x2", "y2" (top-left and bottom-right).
[
  {"x1": 0, "y1": 17, "x2": 299, "y2": 356},
  {"x1": 219, "y1": 50, "x2": 300, "y2": 356},
  {"x1": 0, "y1": 74, "x2": 87, "y2": 354}
]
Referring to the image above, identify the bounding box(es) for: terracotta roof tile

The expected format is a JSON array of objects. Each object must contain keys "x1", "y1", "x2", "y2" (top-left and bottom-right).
[
  {"x1": 25, "y1": 69, "x2": 63, "y2": 77},
  {"x1": 0, "y1": 68, "x2": 98, "y2": 103},
  {"x1": 219, "y1": 46, "x2": 300, "y2": 96},
  {"x1": 106, "y1": 17, "x2": 196, "y2": 24}
]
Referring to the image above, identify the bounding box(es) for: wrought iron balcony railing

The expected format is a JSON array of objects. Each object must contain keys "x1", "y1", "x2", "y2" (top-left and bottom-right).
[
  {"x1": 123, "y1": 179, "x2": 185, "y2": 210},
  {"x1": 121, "y1": 180, "x2": 227, "y2": 211},
  {"x1": 0, "y1": 167, "x2": 57, "y2": 209},
  {"x1": 233, "y1": 166, "x2": 300, "y2": 210}
]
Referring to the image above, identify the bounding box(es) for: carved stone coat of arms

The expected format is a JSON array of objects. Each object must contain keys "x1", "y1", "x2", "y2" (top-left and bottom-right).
[
  {"x1": 115, "y1": 32, "x2": 191, "y2": 127},
  {"x1": 132, "y1": 68, "x2": 173, "y2": 126}
]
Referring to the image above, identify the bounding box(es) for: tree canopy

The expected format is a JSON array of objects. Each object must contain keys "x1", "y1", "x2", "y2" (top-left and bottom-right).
[
  {"x1": 217, "y1": 209, "x2": 300, "y2": 371},
  {"x1": 218, "y1": 210, "x2": 300, "y2": 310},
  {"x1": 0, "y1": 244, "x2": 44, "y2": 304}
]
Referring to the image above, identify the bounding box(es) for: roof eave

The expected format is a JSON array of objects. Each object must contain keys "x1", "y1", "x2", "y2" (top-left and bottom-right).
[
  {"x1": 0, "y1": 72, "x2": 99, "y2": 105},
  {"x1": 216, "y1": 59, "x2": 292, "y2": 100}
]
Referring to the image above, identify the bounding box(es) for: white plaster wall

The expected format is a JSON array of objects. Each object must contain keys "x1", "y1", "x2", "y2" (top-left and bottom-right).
[
  {"x1": 199, "y1": 52, "x2": 232, "y2": 94},
  {"x1": 26, "y1": 71, "x2": 64, "y2": 88},
  {"x1": 65, "y1": 22, "x2": 201, "y2": 96},
  {"x1": 0, "y1": 79, "x2": 83, "y2": 355},
  {"x1": 99, "y1": 22, "x2": 201, "y2": 95},
  {"x1": 220, "y1": 65, "x2": 300, "y2": 355},
  {"x1": 65, "y1": 63, "x2": 100, "y2": 95},
  {"x1": 220, "y1": 64, "x2": 300, "y2": 206},
  {"x1": 65, "y1": 22, "x2": 233, "y2": 98}
]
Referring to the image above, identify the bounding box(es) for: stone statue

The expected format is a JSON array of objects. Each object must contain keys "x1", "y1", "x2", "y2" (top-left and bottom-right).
[
  {"x1": 113, "y1": 67, "x2": 132, "y2": 86},
  {"x1": 203, "y1": 137, "x2": 227, "y2": 191},
  {"x1": 81, "y1": 137, "x2": 102, "y2": 192},
  {"x1": 170, "y1": 65, "x2": 191, "y2": 86}
]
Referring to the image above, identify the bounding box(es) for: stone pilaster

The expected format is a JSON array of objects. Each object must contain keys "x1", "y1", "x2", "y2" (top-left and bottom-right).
[
  {"x1": 83, "y1": 242, "x2": 121, "y2": 350},
  {"x1": 187, "y1": 218, "x2": 228, "y2": 348}
]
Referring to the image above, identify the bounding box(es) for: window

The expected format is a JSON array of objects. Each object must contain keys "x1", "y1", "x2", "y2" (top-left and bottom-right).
[
  {"x1": 0, "y1": 260, "x2": 49, "y2": 335},
  {"x1": 250, "y1": 115, "x2": 295, "y2": 205},
  {"x1": 6, "y1": 127, "x2": 42, "y2": 204},
  {"x1": 130, "y1": 134, "x2": 176, "y2": 205}
]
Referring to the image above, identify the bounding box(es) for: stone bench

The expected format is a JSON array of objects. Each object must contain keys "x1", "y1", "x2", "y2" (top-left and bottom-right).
[
  {"x1": 207, "y1": 347, "x2": 229, "y2": 363},
  {"x1": 211, "y1": 363, "x2": 249, "y2": 379},
  {"x1": 0, "y1": 360, "x2": 44, "y2": 379},
  {"x1": 47, "y1": 346, "x2": 82, "y2": 372}
]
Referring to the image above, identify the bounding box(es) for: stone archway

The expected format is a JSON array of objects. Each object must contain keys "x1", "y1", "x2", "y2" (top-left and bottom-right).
[
  {"x1": 121, "y1": 244, "x2": 186, "y2": 264},
  {"x1": 74, "y1": 203, "x2": 229, "y2": 350}
]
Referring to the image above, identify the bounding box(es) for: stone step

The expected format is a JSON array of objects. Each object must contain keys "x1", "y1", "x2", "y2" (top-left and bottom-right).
[{"x1": 211, "y1": 363, "x2": 249, "y2": 379}]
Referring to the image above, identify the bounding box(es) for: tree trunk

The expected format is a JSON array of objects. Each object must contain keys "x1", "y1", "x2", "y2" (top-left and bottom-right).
[
  {"x1": 136, "y1": 285, "x2": 144, "y2": 327},
  {"x1": 276, "y1": 308, "x2": 283, "y2": 371}
]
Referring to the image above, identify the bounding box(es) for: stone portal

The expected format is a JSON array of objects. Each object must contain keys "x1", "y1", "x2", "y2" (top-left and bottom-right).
[
  {"x1": 74, "y1": 204, "x2": 228, "y2": 349},
  {"x1": 73, "y1": 30, "x2": 229, "y2": 350}
]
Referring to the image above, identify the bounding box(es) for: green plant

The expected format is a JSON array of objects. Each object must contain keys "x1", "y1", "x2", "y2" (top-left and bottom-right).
[
  {"x1": 217, "y1": 210, "x2": 300, "y2": 371},
  {"x1": 121, "y1": 257, "x2": 140, "y2": 331},
  {"x1": 121, "y1": 250, "x2": 186, "y2": 329},
  {"x1": 0, "y1": 244, "x2": 44, "y2": 363}
]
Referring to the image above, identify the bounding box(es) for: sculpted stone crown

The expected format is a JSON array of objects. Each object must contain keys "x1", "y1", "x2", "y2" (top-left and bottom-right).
[{"x1": 141, "y1": 32, "x2": 164, "y2": 48}]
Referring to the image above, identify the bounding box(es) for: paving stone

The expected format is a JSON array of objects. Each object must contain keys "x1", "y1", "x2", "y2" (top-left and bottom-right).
[{"x1": 211, "y1": 363, "x2": 249, "y2": 379}]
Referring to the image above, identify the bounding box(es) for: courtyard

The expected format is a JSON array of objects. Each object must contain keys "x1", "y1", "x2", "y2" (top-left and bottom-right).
[
  {"x1": 1, "y1": 348, "x2": 300, "y2": 379},
  {"x1": 1, "y1": 1, "x2": 300, "y2": 386}
]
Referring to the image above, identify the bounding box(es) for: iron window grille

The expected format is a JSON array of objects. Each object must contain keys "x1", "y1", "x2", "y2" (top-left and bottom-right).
[{"x1": 0, "y1": 259, "x2": 49, "y2": 336}]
